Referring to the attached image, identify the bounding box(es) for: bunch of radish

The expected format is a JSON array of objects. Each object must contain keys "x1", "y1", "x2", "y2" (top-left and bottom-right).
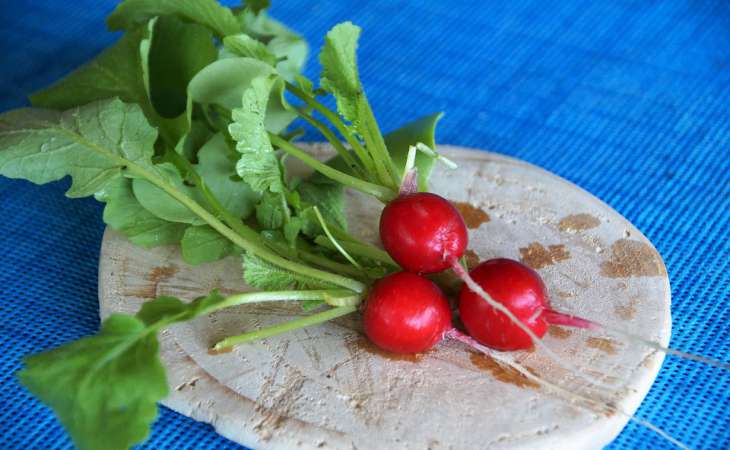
[{"x1": 362, "y1": 180, "x2": 727, "y2": 448}]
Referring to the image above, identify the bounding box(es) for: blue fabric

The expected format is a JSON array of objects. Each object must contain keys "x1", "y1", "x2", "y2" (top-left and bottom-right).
[{"x1": 1, "y1": 1, "x2": 728, "y2": 449}]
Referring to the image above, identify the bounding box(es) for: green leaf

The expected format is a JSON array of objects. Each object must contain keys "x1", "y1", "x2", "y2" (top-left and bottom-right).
[
  {"x1": 223, "y1": 33, "x2": 277, "y2": 66},
  {"x1": 298, "y1": 206, "x2": 324, "y2": 238},
  {"x1": 18, "y1": 291, "x2": 226, "y2": 450},
  {"x1": 243, "y1": 252, "x2": 335, "y2": 290},
  {"x1": 132, "y1": 163, "x2": 207, "y2": 225},
  {"x1": 175, "y1": 120, "x2": 212, "y2": 161},
  {"x1": 297, "y1": 176, "x2": 347, "y2": 230},
  {"x1": 137, "y1": 290, "x2": 226, "y2": 330},
  {"x1": 255, "y1": 191, "x2": 287, "y2": 229},
  {"x1": 195, "y1": 132, "x2": 260, "y2": 220},
  {"x1": 0, "y1": 99, "x2": 156, "y2": 198},
  {"x1": 96, "y1": 178, "x2": 186, "y2": 248},
  {"x1": 237, "y1": 9, "x2": 308, "y2": 81},
  {"x1": 319, "y1": 22, "x2": 361, "y2": 125},
  {"x1": 187, "y1": 57, "x2": 294, "y2": 133},
  {"x1": 30, "y1": 25, "x2": 187, "y2": 146},
  {"x1": 180, "y1": 225, "x2": 232, "y2": 265},
  {"x1": 18, "y1": 315, "x2": 165, "y2": 450},
  {"x1": 229, "y1": 75, "x2": 285, "y2": 194},
  {"x1": 318, "y1": 22, "x2": 397, "y2": 187},
  {"x1": 384, "y1": 112, "x2": 443, "y2": 191},
  {"x1": 268, "y1": 35, "x2": 309, "y2": 82},
  {"x1": 244, "y1": 0, "x2": 271, "y2": 15},
  {"x1": 30, "y1": 29, "x2": 147, "y2": 112},
  {"x1": 283, "y1": 217, "x2": 304, "y2": 246},
  {"x1": 107, "y1": 0, "x2": 240, "y2": 37},
  {"x1": 142, "y1": 16, "x2": 217, "y2": 118}
]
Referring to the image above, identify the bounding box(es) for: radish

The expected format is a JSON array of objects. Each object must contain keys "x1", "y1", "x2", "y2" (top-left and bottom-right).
[
  {"x1": 459, "y1": 258, "x2": 549, "y2": 351},
  {"x1": 379, "y1": 192, "x2": 467, "y2": 274},
  {"x1": 363, "y1": 271, "x2": 452, "y2": 353},
  {"x1": 362, "y1": 270, "x2": 689, "y2": 448},
  {"x1": 457, "y1": 258, "x2": 730, "y2": 370}
]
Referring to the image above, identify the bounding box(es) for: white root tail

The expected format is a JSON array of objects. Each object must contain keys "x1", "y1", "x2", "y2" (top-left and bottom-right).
[
  {"x1": 544, "y1": 310, "x2": 730, "y2": 371},
  {"x1": 446, "y1": 329, "x2": 689, "y2": 450}
]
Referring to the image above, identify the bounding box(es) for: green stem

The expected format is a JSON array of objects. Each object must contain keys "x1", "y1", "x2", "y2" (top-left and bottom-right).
[
  {"x1": 315, "y1": 236, "x2": 398, "y2": 268},
  {"x1": 269, "y1": 133, "x2": 396, "y2": 202},
  {"x1": 313, "y1": 206, "x2": 363, "y2": 271},
  {"x1": 286, "y1": 82, "x2": 378, "y2": 180},
  {"x1": 279, "y1": 191, "x2": 291, "y2": 223},
  {"x1": 297, "y1": 250, "x2": 364, "y2": 278},
  {"x1": 262, "y1": 235, "x2": 364, "y2": 278},
  {"x1": 294, "y1": 107, "x2": 364, "y2": 177},
  {"x1": 359, "y1": 98, "x2": 401, "y2": 188},
  {"x1": 167, "y1": 150, "x2": 261, "y2": 242},
  {"x1": 127, "y1": 164, "x2": 365, "y2": 293},
  {"x1": 206, "y1": 289, "x2": 360, "y2": 313},
  {"x1": 213, "y1": 305, "x2": 358, "y2": 349}
]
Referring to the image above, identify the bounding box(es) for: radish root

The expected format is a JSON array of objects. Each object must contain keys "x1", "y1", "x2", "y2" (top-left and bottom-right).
[
  {"x1": 446, "y1": 329, "x2": 689, "y2": 449},
  {"x1": 544, "y1": 309, "x2": 730, "y2": 371}
]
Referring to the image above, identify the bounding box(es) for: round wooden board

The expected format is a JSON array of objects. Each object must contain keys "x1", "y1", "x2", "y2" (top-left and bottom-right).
[{"x1": 99, "y1": 144, "x2": 671, "y2": 450}]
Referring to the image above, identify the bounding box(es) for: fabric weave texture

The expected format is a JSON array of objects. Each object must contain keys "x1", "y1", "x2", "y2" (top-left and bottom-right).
[{"x1": 1, "y1": 1, "x2": 728, "y2": 449}]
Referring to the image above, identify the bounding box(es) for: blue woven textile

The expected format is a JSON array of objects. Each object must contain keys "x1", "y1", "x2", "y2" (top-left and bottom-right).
[{"x1": 1, "y1": 1, "x2": 728, "y2": 448}]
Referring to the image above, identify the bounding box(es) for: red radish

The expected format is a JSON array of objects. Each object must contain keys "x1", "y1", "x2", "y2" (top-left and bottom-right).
[
  {"x1": 379, "y1": 192, "x2": 468, "y2": 274},
  {"x1": 363, "y1": 271, "x2": 452, "y2": 353},
  {"x1": 457, "y1": 258, "x2": 730, "y2": 370},
  {"x1": 361, "y1": 266, "x2": 713, "y2": 448},
  {"x1": 459, "y1": 258, "x2": 549, "y2": 351}
]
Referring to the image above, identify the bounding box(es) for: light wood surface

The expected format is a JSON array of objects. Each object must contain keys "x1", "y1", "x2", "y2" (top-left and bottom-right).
[{"x1": 99, "y1": 145, "x2": 671, "y2": 450}]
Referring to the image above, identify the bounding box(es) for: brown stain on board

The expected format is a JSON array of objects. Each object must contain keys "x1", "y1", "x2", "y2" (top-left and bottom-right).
[
  {"x1": 519, "y1": 242, "x2": 571, "y2": 269},
  {"x1": 558, "y1": 213, "x2": 601, "y2": 232},
  {"x1": 586, "y1": 337, "x2": 619, "y2": 355},
  {"x1": 357, "y1": 336, "x2": 431, "y2": 363},
  {"x1": 463, "y1": 249, "x2": 480, "y2": 270},
  {"x1": 548, "y1": 325, "x2": 573, "y2": 339},
  {"x1": 601, "y1": 239, "x2": 666, "y2": 278},
  {"x1": 451, "y1": 201, "x2": 490, "y2": 229},
  {"x1": 469, "y1": 352, "x2": 540, "y2": 390},
  {"x1": 148, "y1": 265, "x2": 178, "y2": 282},
  {"x1": 124, "y1": 264, "x2": 179, "y2": 298},
  {"x1": 615, "y1": 297, "x2": 638, "y2": 320}
]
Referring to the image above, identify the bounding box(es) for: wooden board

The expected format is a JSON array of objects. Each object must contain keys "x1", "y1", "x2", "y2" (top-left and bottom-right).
[{"x1": 99, "y1": 145, "x2": 671, "y2": 450}]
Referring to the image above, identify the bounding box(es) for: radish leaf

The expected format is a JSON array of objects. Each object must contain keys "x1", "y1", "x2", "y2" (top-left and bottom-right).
[
  {"x1": 96, "y1": 178, "x2": 187, "y2": 248},
  {"x1": 319, "y1": 22, "x2": 398, "y2": 187},
  {"x1": 18, "y1": 291, "x2": 227, "y2": 450},
  {"x1": 385, "y1": 112, "x2": 443, "y2": 191},
  {"x1": 107, "y1": 0, "x2": 240, "y2": 37},
  {"x1": 142, "y1": 16, "x2": 217, "y2": 119},
  {"x1": 30, "y1": 29, "x2": 147, "y2": 112},
  {"x1": 132, "y1": 163, "x2": 208, "y2": 225},
  {"x1": 297, "y1": 177, "x2": 347, "y2": 230},
  {"x1": 0, "y1": 99, "x2": 156, "y2": 197},
  {"x1": 256, "y1": 191, "x2": 287, "y2": 229},
  {"x1": 229, "y1": 75, "x2": 285, "y2": 193},
  {"x1": 224, "y1": 34, "x2": 278, "y2": 66},
  {"x1": 188, "y1": 57, "x2": 294, "y2": 133},
  {"x1": 243, "y1": 252, "x2": 336, "y2": 290},
  {"x1": 181, "y1": 225, "x2": 234, "y2": 265},
  {"x1": 237, "y1": 8, "x2": 308, "y2": 81},
  {"x1": 194, "y1": 132, "x2": 260, "y2": 220}
]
